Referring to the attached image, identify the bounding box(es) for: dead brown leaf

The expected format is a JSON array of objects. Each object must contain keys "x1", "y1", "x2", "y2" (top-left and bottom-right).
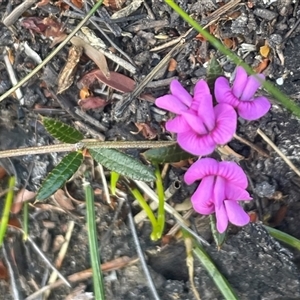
[
  {"x1": 78, "y1": 69, "x2": 136, "y2": 93},
  {"x1": 11, "y1": 188, "x2": 36, "y2": 214},
  {"x1": 21, "y1": 17, "x2": 47, "y2": 34},
  {"x1": 71, "y1": 37, "x2": 110, "y2": 79},
  {"x1": 71, "y1": 0, "x2": 83, "y2": 9},
  {"x1": 0, "y1": 260, "x2": 8, "y2": 280},
  {"x1": 79, "y1": 87, "x2": 90, "y2": 99},
  {"x1": 78, "y1": 96, "x2": 109, "y2": 111},
  {"x1": 57, "y1": 45, "x2": 83, "y2": 94},
  {"x1": 54, "y1": 189, "x2": 75, "y2": 211},
  {"x1": 131, "y1": 123, "x2": 157, "y2": 139},
  {"x1": 168, "y1": 58, "x2": 177, "y2": 72},
  {"x1": 103, "y1": 0, "x2": 126, "y2": 10},
  {"x1": 254, "y1": 59, "x2": 269, "y2": 73}
]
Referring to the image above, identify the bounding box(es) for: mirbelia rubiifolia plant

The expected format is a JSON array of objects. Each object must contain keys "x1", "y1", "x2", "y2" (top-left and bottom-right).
[{"x1": 155, "y1": 64, "x2": 271, "y2": 234}]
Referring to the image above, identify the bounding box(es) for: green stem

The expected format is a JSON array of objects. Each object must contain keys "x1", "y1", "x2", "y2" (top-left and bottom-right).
[
  {"x1": 0, "y1": 0, "x2": 104, "y2": 102},
  {"x1": 164, "y1": 0, "x2": 300, "y2": 117},
  {"x1": 155, "y1": 164, "x2": 165, "y2": 238},
  {"x1": 23, "y1": 201, "x2": 29, "y2": 241},
  {"x1": 83, "y1": 180, "x2": 106, "y2": 300},
  {"x1": 128, "y1": 184, "x2": 159, "y2": 240},
  {"x1": 0, "y1": 177, "x2": 15, "y2": 246}
]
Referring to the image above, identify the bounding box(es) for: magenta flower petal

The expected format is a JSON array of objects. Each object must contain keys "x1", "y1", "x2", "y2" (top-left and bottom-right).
[
  {"x1": 237, "y1": 96, "x2": 271, "y2": 120},
  {"x1": 218, "y1": 161, "x2": 248, "y2": 188},
  {"x1": 166, "y1": 116, "x2": 191, "y2": 133},
  {"x1": 197, "y1": 94, "x2": 215, "y2": 131},
  {"x1": 224, "y1": 200, "x2": 250, "y2": 226},
  {"x1": 211, "y1": 104, "x2": 237, "y2": 145},
  {"x1": 240, "y1": 74, "x2": 265, "y2": 101},
  {"x1": 184, "y1": 158, "x2": 219, "y2": 184},
  {"x1": 170, "y1": 80, "x2": 193, "y2": 106},
  {"x1": 194, "y1": 79, "x2": 211, "y2": 99},
  {"x1": 177, "y1": 131, "x2": 216, "y2": 156},
  {"x1": 232, "y1": 67, "x2": 248, "y2": 98},
  {"x1": 155, "y1": 95, "x2": 188, "y2": 114},
  {"x1": 214, "y1": 77, "x2": 240, "y2": 107},
  {"x1": 181, "y1": 111, "x2": 208, "y2": 135},
  {"x1": 191, "y1": 176, "x2": 215, "y2": 214},
  {"x1": 213, "y1": 176, "x2": 225, "y2": 208},
  {"x1": 225, "y1": 183, "x2": 252, "y2": 200},
  {"x1": 215, "y1": 204, "x2": 228, "y2": 233}
]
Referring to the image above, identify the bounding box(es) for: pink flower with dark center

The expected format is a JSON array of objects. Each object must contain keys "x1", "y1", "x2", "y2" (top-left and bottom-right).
[
  {"x1": 214, "y1": 66, "x2": 271, "y2": 120},
  {"x1": 184, "y1": 158, "x2": 252, "y2": 233},
  {"x1": 155, "y1": 80, "x2": 237, "y2": 156}
]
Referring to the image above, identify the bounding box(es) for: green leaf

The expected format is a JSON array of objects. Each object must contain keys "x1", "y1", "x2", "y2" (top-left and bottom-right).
[
  {"x1": 43, "y1": 117, "x2": 84, "y2": 143},
  {"x1": 206, "y1": 56, "x2": 223, "y2": 90},
  {"x1": 110, "y1": 171, "x2": 120, "y2": 195},
  {"x1": 210, "y1": 214, "x2": 226, "y2": 249},
  {"x1": 37, "y1": 152, "x2": 83, "y2": 201},
  {"x1": 89, "y1": 148, "x2": 155, "y2": 182},
  {"x1": 143, "y1": 143, "x2": 194, "y2": 163}
]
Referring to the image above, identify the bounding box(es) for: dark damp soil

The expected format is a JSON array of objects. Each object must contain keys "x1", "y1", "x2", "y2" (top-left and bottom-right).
[{"x1": 1, "y1": 1, "x2": 300, "y2": 299}]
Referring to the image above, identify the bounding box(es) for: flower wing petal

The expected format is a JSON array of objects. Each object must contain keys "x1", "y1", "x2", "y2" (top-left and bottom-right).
[
  {"x1": 156, "y1": 95, "x2": 188, "y2": 114},
  {"x1": 211, "y1": 104, "x2": 237, "y2": 145},
  {"x1": 224, "y1": 200, "x2": 250, "y2": 226},
  {"x1": 213, "y1": 176, "x2": 225, "y2": 208},
  {"x1": 184, "y1": 158, "x2": 219, "y2": 184},
  {"x1": 170, "y1": 80, "x2": 193, "y2": 107},
  {"x1": 197, "y1": 94, "x2": 215, "y2": 131},
  {"x1": 181, "y1": 111, "x2": 208, "y2": 135},
  {"x1": 194, "y1": 79, "x2": 211, "y2": 99},
  {"x1": 177, "y1": 131, "x2": 216, "y2": 156},
  {"x1": 215, "y1": 204, "x2": 228, "y2": 233},
  {"x1": 232, "y1": 66, "x2": 248, "y2": 98},
  {"x1": 166, "y1": 116, "x2": 191, "y2": 133},
  {"x1": 225, "y1": 182, "x2": 252, "y2": 200},
  {"x1": 237, "y1": 97, "x2": 271, "y2": 120},
  {"x1": 214, "y1": 77, "x2": 239, "y2": 107},
  {"x1": 191, "y1": 176, "x2": 215, "y2": 214},
  {"x1": 240, "y1": 74, "x2": 265, "y2": 101},
  {"x1": 218, "y1": 161, "x2": 248, "y2": 188}
]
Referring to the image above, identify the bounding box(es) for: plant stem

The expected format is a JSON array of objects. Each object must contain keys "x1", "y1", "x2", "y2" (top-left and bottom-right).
[
  {"x1": 0, "y1": 140, "x2": 176, "y2": 159},
  {"x1": 83, "y1": 180, "x2": 106, "y2": 300},
  {"x1": 155, "y1": 164, "x2": 165, "y2": 238},
  {"x1": 0, "y1": 0, "x2": 104, "y2": 102},
  {"x1": 164, "y1": 0, "x2": 300, "y2": 117},
  {"x1": 0, "y1": 177, "x2": 15, "y2": 246}
]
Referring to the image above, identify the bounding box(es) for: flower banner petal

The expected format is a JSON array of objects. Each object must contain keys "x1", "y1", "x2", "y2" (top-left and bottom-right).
[
  {"x1": 177, "y1": 131, "x2": 216, "y2": 156},
  {"x1": 194, "y1": 79, "x2": 211, "y2": 99},
  {"x1": 237, "y1": 97, "x2": 271, "y2": 120},
  {"x1": 218, "y1": 161, "x2": 248, "y2": 188},
  {"x1": 184, "y1": 158, "x2": 219, "y2": 184},
  {"x1": 224, "y1": 200, "x2": 250, "y2": 226},
  {"x1": 211, "y1": 104, "x2": 237, "y2": 145},
  {"x1": 170, "y1": 80, "x2": 193, "y2": 107},
  {"x1": 232, "y1": 66, "x2": 248, "y2": 98}
]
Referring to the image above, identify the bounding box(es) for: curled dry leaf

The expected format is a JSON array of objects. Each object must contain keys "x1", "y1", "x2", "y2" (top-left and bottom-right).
[
  {"x1": 78, "y1": 69, "x2": 135, "y2": 93},
  {"x1": 131, "y1": 123, "x2": 157, "y2": 139},
  {"x1": 78, "y1": 96, "x2": 109, "y2": 111},
  {"x1": 79, "y1": 87, "x2": 90, "y2": 99},
  {"x1": 71, "y1": 37, "x2": 110, "y2": 79},
  {"x1": 57, "y1": 45, "x2": 83, "y2": 94},
  {"x1": 54, "y1": 189, "x2": 75, "y2": 211},
  {"x1": 11, "y1": 188, "x2": 36, "y2": 214},
  {"x1": 103, "y1": 0, "x2": 126, "y2": 10},
  {"x1": 254, "y1": 58, "x2": 269, "y2": 73},
  {"x1": 21, "y1": 17, "x2": 47, "y2": 34}
]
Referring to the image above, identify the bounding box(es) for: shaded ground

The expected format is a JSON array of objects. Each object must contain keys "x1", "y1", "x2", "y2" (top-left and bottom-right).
[{"x1": 1, "y1": 0, "x2": 300, "y2": 299}]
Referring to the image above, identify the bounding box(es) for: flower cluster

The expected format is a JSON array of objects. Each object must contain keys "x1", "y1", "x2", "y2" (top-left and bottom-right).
[{"x1": 155, "y1": 67, "x2": 271, "y2": 233}]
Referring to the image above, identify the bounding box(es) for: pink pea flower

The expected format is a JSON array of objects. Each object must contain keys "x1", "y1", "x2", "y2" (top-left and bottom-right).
[
  {"x1": 184, "y1": 158, "x2": 252, "y2": 233},
  {"x1": 155, "y1": 80, "x2": 237, "y2": 156},
  {"x1": 214, "y1": 66, "x2": 271, "y2": 120}
]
